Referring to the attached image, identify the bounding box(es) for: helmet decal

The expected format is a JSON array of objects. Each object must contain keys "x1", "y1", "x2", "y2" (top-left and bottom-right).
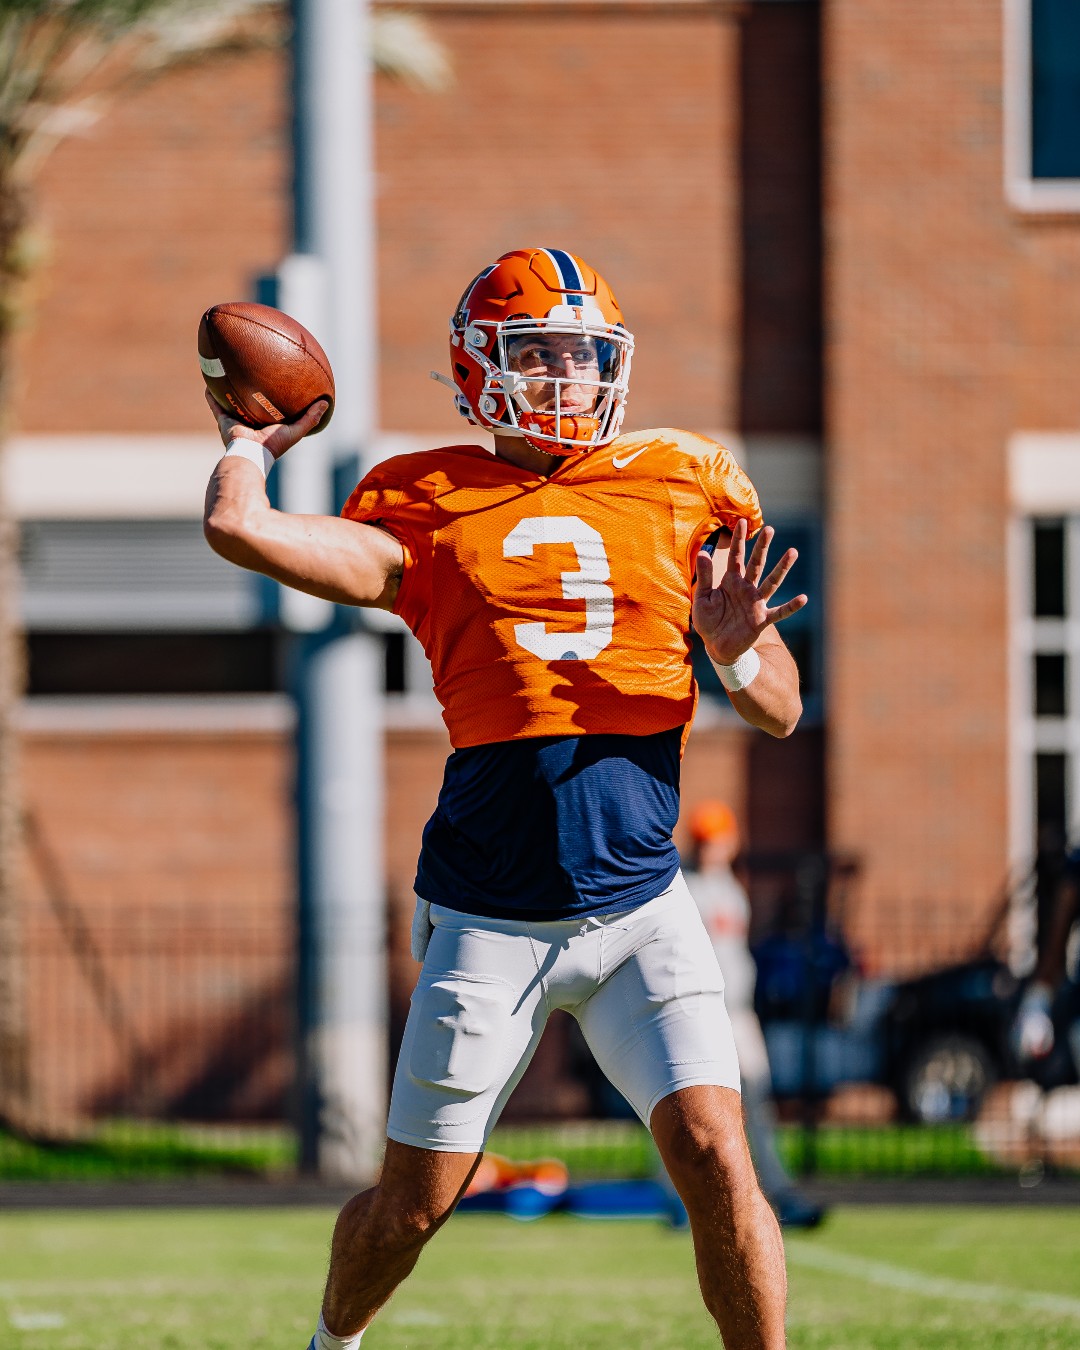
[{"x1": 453, "y1": 264, "x2": 498, "y2": 331}]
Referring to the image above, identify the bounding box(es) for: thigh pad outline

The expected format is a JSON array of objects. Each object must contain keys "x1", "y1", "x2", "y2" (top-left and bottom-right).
[
  {"x1": 408, "y1": 972, "x2": 516, "y2": 1098},
  {"x1": 630, "y1": 923, "x2": 727, "y2": 1009}
]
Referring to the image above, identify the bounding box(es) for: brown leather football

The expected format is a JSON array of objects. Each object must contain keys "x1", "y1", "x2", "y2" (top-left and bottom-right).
[{"x1": 198, "y1": 302, "x2": 335, "y2": 433}]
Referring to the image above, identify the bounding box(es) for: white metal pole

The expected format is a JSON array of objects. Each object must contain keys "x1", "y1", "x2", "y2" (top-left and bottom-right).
[
  {"x1": 304, "y1": 632, "x2": 386, "y2": 1180},
  {"x1": 289, "y1": 0, "x2": 386, "y2": 1183},
  {"x1": 305, "y1": 0, "x2": 376, "y2": 461}
]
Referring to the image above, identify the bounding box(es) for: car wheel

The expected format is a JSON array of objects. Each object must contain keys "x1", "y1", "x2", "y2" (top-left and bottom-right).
[{"x1": 900, "y1": 1033, "x2": 996, "y2": 1124}]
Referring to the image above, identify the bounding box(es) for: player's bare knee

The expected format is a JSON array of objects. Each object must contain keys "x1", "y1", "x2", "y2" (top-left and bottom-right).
[
  {"x1": 660, "y1": 1112, "x2": 757, "y2": 1205},
  {"x1": 367, "y1": 1203, "x2": 446, "y2": 1261},
  {"x1": 670, "y1": 1121, "x2": 742, "y2": 1175}
]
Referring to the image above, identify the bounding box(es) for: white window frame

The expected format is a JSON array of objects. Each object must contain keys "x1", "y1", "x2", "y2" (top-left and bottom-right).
[
  {"x1": 1010, "y1": 516, "x2": 1080, "y2": 850},
  {"x1": 1007, "y1": 508, "x2": 1080, "y2": 976},
  {"x1": 1008, "y1": 436, "x2": 1080, "y2": 882},
  {"x1": 1004, "y1": 0, "x2": 1080, "y2": 212}
]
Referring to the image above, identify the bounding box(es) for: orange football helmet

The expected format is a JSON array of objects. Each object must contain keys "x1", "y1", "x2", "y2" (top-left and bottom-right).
[
  {"x1": 689, "y1": 800, "x2": 739, "y2": 847},
  {"x1": 435, "y1": 248, "x2": 635, "y2": 456}
]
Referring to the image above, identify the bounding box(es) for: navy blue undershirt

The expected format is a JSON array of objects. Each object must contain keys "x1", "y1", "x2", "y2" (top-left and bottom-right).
[{"x1": 414, "y1": 727, "x2": 684, "y2": 921}]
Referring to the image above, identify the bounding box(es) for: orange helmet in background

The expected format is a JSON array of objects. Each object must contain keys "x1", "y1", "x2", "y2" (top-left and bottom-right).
[
  {"x1": 689, "y1": 800, "x2": 740, "y2": 848},
  {"x1": 435, "y1": 247, "x2": 635, "y2": 456}
]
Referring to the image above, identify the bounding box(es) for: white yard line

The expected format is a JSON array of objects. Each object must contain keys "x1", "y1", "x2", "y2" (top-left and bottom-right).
[
  {"x1": 0, "y1": 1275, "x2": 313, "y2": 1300},
  {"x1": 0, "y1": 1280, "x2": 442, "y2": 1332},
  {"x1": 786, "y1": 1244, "x2": 1080, "y2": 1319}
]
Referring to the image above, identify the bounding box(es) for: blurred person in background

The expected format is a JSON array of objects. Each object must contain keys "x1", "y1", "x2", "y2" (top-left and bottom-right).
[
  {"x1": 1013, "y1": 844, "x2": 1080, "y2": 1086},
  {"x1": 682, "y1": 800, "x2": 825, "y2": 1230},
  {"x1": 204, "y1": 247, "x2": 808, "y2": 1350}
]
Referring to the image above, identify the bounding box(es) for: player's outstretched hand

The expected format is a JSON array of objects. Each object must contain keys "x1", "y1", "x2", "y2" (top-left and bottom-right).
[
  {"x1": 693, "y1": 518, "x2": 808, "y2": 666},
  {"x1": 204, "y1": 389, "x2": 329, "y2": 462}
]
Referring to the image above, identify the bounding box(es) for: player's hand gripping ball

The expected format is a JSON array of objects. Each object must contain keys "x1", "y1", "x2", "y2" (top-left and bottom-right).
[{"x1": 198, "y1": 302, "x2": 335, "y2": 434}]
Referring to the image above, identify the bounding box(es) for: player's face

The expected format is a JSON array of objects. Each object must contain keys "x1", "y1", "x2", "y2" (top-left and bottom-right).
[
  {"x1": 699, "y1": 833, "x2": 738, "y2": 870},
  {"x1": 505, "y1": 333, "x2": 602, "y2": 415}
]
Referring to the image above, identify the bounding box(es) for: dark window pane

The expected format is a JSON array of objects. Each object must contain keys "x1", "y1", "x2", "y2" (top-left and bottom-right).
[
  {"x1": 1035, "y1": 652, "x2": 1068, "y2": 716},
  {"x1": 1036, "y1": 752, "x2": 1068, "y2": 833},
  {"x1": 1032, "y1": 0, "x2": 1080, "y2": 179},
  {"x1": 782, "y1": 628, "x2": 816, "y2": 699},
  {"x1": 384, "y1": 631, "x2": 406, "y2": 693},
  {"x1": 27, "y1": 632, "x2": 280, "y2": 695},
  {"x1": 1033, "y1": 521, "x2": 1066, "y2": 617}
]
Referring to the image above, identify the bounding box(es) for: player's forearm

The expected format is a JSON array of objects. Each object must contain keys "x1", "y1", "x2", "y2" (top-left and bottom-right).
[
  {"x1": 714, "y1": 639, "x2": 802, "y2": 738},
  {"x1": 204, "y1": 458, "x2": 401, "y2": 608}
]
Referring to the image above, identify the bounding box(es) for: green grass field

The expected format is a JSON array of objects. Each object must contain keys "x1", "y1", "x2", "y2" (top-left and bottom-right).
[
  {"x1": 1, "y1": 1205, "x2": 1078, "y2": 1349},
  {"x1": 0, "y1": 1118, "x2": 1024, "y2": 1182}
]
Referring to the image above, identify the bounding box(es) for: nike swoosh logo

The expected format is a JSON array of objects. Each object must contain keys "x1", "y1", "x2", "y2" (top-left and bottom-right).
[{"x1": 611, "y1": 447, "x2": 647, "y2": 469}]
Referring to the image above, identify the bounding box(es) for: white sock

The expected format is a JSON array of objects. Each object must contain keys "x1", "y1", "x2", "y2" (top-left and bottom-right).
[{"x1": 311, "y1": 1312, "x2": 365, "y2": 1349}]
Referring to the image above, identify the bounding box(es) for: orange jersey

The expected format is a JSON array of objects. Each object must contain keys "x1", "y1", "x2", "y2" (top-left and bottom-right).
[{"x1": 341, "y1": 429, "x2": 762, "y2": 749}]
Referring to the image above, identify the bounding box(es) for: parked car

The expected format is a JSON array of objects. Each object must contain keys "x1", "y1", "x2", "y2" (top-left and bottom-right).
[
  {"x1": 883, "y1": 957, "x2": 1024, "y2": 1122},
  {"x1": 755, "y1": 937, "x2": 1027, "y2": 1123}
]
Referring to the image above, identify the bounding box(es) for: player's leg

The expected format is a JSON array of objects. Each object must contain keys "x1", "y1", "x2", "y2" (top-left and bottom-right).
[
  {"x1": 574, "y1": 874, "x2": 786, "y2": 1349},
  {"x1": 651, "y1": 1084, "x2": 787, "y2": 1350},
  {"x1": 315, "y1": 903, "x2": 550, "y2": 1344},
  {"x1": 318, "y1": 1139, "x2": 481, "y2": 1340}
]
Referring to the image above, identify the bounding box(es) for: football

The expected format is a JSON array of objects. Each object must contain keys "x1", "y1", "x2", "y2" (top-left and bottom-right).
[{"x1": 198, "y1": 302, "x2": 335, "y2": 433}]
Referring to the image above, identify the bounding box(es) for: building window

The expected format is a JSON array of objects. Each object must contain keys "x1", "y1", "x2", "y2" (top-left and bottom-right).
[
  {"x1": 1005, "y1": 0, "x2": 1080, "y2": 210},
  {"x1": 1031, "y1": 0, "x2": 1080, "y2": 178},
  {"x1": 1015, "y1": 517, "x2": 1080, "y2": 859},
  {"x1": 1033, "y1": 519, "x2": 1066, "y2": 615},
  {"x1": 1036, "y1": 750, "x2": 1068, "y2": 839},
  {"x1": 1034, "y1": 651, "x2": 1068, "y2": 717}
]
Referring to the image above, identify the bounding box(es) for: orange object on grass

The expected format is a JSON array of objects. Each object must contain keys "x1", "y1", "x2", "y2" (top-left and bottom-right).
[{"x1": 464, "y1": 1154, "x2": 570, "y2": 1198}]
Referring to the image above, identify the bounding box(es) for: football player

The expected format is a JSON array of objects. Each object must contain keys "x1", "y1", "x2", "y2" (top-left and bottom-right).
[{"x1": 203, "y1": 247, "x2": 806, "y2": 1350}]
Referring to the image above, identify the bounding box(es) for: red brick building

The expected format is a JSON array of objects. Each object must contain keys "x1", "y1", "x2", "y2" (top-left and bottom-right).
[
  {"x1": 825, "y1": 0, "x2": 1080, "y2": 953},
  {"x1": 7, "y1": 0, "x2": 1078, "y2": 1120}
]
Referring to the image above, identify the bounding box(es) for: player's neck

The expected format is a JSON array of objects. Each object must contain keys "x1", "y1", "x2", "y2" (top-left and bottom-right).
[{"x1": 492, "y1": 432, "x2": 563, "y2": 477}]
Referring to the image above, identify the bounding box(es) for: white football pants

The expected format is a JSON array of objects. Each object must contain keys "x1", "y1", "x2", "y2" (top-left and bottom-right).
[{"x1": 387, "y1": 871, "x2": 742, "y2": 1152}]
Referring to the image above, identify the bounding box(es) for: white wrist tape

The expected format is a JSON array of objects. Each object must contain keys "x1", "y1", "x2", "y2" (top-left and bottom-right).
[
  {"x1": 716, "y1": 647, "x2": 761, "y2": 692},
  {"x1": 222, "y1": 440, "x2": 275, "y2": 479}
]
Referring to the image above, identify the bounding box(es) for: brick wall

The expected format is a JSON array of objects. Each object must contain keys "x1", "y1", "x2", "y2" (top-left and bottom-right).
[
  {"x1": 18, "y1": 710, "x2": 762, "y2": 1122},
  {"x1": 738, "y1": 0, "x2": 822, "y2": 434},
  {"x1": 375, "y1": 3, "x2": 742, "y2": 435},
  {"x1": 19, "y1": 721, "x2": 294, "y2": 1125},
  {"x1": 21, "y1": 726, "x2": 292, "y2": 913},
  {"x1": 12, "y1": 0, "x2": 992, "y2": 1027},
  {"x1": 14, "y1": 48, "x2": 290, "y2": 434},
  {"x1": 824, "y1": 0, "x2": 1080, "y2": 937},
  {"x1": 18, "y1": 716, "x2": 454, "y2": 1123},
  {"x1": 14, "y1": 4, "x2": 743, "y2": 439}
]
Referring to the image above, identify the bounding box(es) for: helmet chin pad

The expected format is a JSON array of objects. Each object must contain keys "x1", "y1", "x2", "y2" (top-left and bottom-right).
[{"x1": 517, "y1": 412, "x2": 602, "y2": 457}]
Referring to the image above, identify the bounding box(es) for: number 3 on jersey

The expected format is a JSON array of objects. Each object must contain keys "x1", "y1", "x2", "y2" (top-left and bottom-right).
[{"x1": 502, "y1": 516, "x2": 615, "y2": 662}]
